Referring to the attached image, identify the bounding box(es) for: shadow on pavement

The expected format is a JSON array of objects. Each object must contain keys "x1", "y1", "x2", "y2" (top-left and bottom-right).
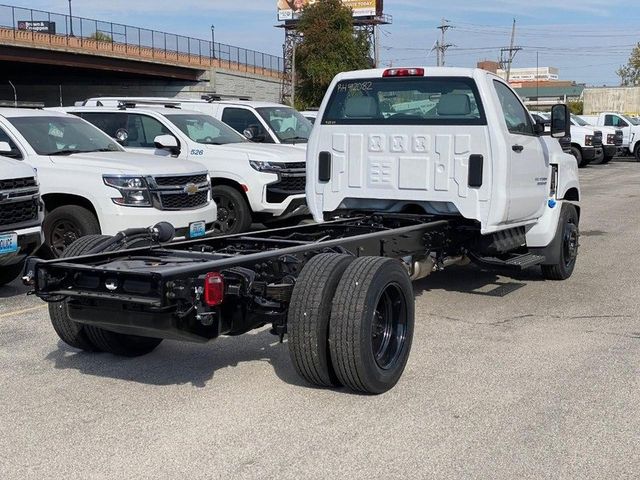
[
  {"x1": 45, "y1": 329, "x2": 308, "y2": 389},
  {"x1": 0, "y1": 280, "x2": 30, "y2": 299}
]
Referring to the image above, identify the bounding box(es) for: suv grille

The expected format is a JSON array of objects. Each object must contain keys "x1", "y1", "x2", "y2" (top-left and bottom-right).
[
  {"x1": 150, "y1": 173, "x2": 210, "y2": 211},
  {"x1": 0, "y1": 198, "x2": 39, "y2": 226},
  {"x1": 0, "y1": 177, "x2": 36, "y2": 190},
  {"x1": 154, "y1": 174, "x2": 208, "y2": 187},
  {"x1": 159, "y1": 191, "x2": 209, "y2": 210},
  {"x1": 0, "y1": 176, "x2": 40, "y2": 228}
]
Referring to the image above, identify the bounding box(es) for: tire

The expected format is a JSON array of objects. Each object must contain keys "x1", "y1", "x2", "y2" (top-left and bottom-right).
[
  {"x1": 0, "y1": 262, "x2": 24, "y2": 286},
  {"x1": 329, "y1": 257, "x2": 415, "y2": 394},
  {"x1": 570, "y1": 146, "x2": 586, "y2": 168},
  {"x1": 84, "y1": 327, "x2": 163, "y2": 357},
  {"x1": 601, "y1": 154, "x2": 614, "y2": 164},
  {"x1": 634, "y1": 144, "x2": 640, "y2": 162},
  {"x1": 48, "y1": 234, "x2": 110, "y2": 352},
  {"x1": 541, "y1": 203, "x2": 579, "y2": 281},
  {"x1": 288, "y1": 253, "x2": 355, "y2": 388},
  {"x1": 212, "y1": 185, "x2": 252, "y2": 235},
  {"x1": 43, "y1": 205, "x2": 101, "y2": 258}
]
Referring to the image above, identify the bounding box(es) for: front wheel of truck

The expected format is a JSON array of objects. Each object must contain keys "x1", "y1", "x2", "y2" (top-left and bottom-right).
[
  {"x1": 541, "y1": 204, "x2": 579, "y2": 281},
  {"x1": 212, "y1": 185, "x2": 252, "y2": 235}
]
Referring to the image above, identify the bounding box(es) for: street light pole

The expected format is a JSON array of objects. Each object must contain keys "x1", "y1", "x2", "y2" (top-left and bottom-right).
[
  {"x1": 68, "y1": 0, "x2": 74, "y2": 37},
  {"x1": 211, "y1": 25, "x2": 215, "y2": 59}
]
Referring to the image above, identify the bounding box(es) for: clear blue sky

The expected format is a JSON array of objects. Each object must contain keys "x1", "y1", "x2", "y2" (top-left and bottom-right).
[{"x1": 13, "y1": 1, "x2": 640, "y2": 86}]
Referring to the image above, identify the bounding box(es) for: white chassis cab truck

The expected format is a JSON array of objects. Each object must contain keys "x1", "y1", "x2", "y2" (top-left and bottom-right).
[
  {"x1": 25, "y1": 68, "x2": 580, "y2": 395},
  {"x1": 0, "y1": 109, "x2": 216, "y2": 257},
  {"x1": 580, "y1": 112, "x2": 640, "y2": 161},
  {"x1": 0, "y1": 157, "x2": 43, "y2": 285}
]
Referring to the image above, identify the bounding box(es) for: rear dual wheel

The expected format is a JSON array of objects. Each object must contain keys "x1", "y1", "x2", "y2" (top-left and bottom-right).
[
  {"x1": 49, "y1": 234, "x2": 162, "y2": 356},
  {"x1": 288, "y1": 255, "x2": 414, "y2": 394}
]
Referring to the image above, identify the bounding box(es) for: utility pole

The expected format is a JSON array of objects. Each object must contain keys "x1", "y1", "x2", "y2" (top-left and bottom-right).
[
  {"x1": 211, "y1": 25, "x2": 216, "y2": 59},
  {"x1": 374, "y1": 25, "x2": 380, "y2": 67},
  {"x1": 499, "y1": 18, "x2": 522, "y2": 82},
  {"x1": 436, "y1": 18, "x2": 453, "y2": 66}
]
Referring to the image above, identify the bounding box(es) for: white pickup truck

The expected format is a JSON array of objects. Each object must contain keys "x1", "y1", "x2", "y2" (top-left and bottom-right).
[
  {"x1": 54, "y1": 104, "x2": 308, "y2": 234},
  {"x1": 0, "y1": 157, "x2": 43, "y2": 285},
  {"x1": 80, "y1": 97, "x2": 313, "y2": 148},
  {"x1": 580, "y1": 112, "x2": 640, "y2": 160},
  {"x1": 0, "y1": 109, "x2": 216, "y2": 257},
  {"x1": 27, "y1": 67, "x2": 581, "y2": 395}
]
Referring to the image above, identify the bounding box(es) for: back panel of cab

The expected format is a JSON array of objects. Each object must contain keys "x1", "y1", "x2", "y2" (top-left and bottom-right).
[{"x1": 308, "y1": 124, "x2": 493, "y2": 226}]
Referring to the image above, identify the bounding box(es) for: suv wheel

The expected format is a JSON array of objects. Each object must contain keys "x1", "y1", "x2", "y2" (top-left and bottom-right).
[
  {"x1": 212, "y1": 185, "x2": 252, "y2": 235},
  {"x1": 43, "y1": 205, "x2": 101, "y2": 258}
]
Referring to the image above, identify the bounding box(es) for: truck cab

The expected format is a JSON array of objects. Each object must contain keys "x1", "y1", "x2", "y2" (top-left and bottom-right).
[
  {"x1": 580, "y1": 112, "x2": 640, "y2": 160},
  {"x1": 308, "y1": 67, "x2": 579, "y2": 256}
]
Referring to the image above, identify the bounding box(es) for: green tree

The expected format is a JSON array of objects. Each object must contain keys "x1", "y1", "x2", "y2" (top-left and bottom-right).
[
  {"x1": 567, "y1": 100, "x2": 583, "y2": 115},
  {"x1": 617, "y1": 42, "x2": 640, "y2": 86},
  {"x1": 294, "y1": 0, "x2": 372, "y2": 109},
  {"x1": 89, "y1": 31, "x2": 113, "y2": 42}
]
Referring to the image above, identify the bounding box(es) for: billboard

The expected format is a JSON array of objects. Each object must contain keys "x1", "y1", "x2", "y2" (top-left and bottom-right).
[
  {"x1": 277, "y1": 0, "x2": 381, "y2": 21},
  {"x1": 17, "y1": 20, "x2": 56, "y2": 34}
]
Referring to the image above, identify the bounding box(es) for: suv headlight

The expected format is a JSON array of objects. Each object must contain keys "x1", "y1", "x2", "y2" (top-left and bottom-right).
[
  {"x1": 585, "y1": 135, "x2": 593, "y2": 146},
  {"x1": 249, "y1": 160, "x2": 285, "y2": 173},
  {"x1": 103, "y1": 175, "x2": 152, "y2": 207}
]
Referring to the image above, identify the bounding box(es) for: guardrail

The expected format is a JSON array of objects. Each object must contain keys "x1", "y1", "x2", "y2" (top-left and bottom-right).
[{"x1": 0, "y1": 4, "x2": 284, "y2": 77}]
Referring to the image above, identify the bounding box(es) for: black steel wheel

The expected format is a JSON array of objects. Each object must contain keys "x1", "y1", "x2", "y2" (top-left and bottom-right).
[
  {"x1": 212, "y1": 185, "x2": 252, "y2": 235},
  {"x1": 329, "y1": 257, "x2": 414, "y2": 394},
  {"x1": 542, "y1": 203, "x2": 579, "y2": 280},
  {"x1": 288, "y1": 253, "x2": 355, "y2": 388},
  {"x1": 43, "y1": 205, "x2": 101, "y2": 258},
  {"x1": 570, "y1": 146, "x2": 586, "y2": 168},
  {"x1": 635, "y1": 144, "x2": 640, "y2": 162}
]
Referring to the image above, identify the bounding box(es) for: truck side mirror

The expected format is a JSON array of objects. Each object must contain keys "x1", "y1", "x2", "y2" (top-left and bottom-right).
[
  {"x1": 0, "y1": 141, "x2": 12, "y2": 153},
  {"x1": 243, "y1": 125, "x2": 265, "y2": 143},
  {"x1": 533, "y1": 121, "x2": 545, "y2": 135},
  {"x1": 154, "y1": 134, "x2": 180, "y2": 155},
  {"x1": 551, "y1": 104, "x2": 571, "y2": 139}
]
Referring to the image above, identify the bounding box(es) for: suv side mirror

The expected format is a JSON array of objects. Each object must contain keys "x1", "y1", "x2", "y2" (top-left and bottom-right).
[
  {"x1": 0, "y1": 141, "x2": 12, "y2": 153},
  {"x1": 243, "y1": 125, "x2": 266, "y2": 143},
  {"x1": 154, "y1": 134, "x2": 180, "y2": 155},
  {"x1": 551, "y1": 104, "x2": 571, "y2": 139}
]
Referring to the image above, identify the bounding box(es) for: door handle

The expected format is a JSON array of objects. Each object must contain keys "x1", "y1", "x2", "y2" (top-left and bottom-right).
[{"x1": 512, "y1": 144, "x2": 524, "y2": 153}]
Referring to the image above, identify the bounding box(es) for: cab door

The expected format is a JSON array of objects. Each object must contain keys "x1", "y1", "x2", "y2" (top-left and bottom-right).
[
  {"x1": 493, "y1": 80, "x2": 548, "y2": 223},
  {"x1": 604, "y1": 114, "x2": 631, "y2": 146}
]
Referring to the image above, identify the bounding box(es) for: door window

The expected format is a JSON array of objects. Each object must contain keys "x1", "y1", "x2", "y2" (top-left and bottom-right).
[
  {"x1": 79, "y1": 112, "x2": 173, "y2": 147},
  {"x1": 604, "y1": 115, "x2": 628, "y2": 128},
  {"x1": 0, "y1": 126, "x2": 22, "y2": 159},
  {"x1": 494, "y1": 80, "x2": 534, "y2": 135},
  {"x1": 221, "y1": 108, "x2": 268, "y2": 138}
]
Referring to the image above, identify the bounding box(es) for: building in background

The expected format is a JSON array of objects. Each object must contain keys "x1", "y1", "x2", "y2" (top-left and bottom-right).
[
  {"x1": 496, "y1": 66, "x2": 559, "y2": 82},
  {"x1": 583, "y1": 86, "x2": 640, "y2": 115}
]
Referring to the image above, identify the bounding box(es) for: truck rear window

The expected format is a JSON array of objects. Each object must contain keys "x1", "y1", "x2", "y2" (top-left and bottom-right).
[{"x1": 322, "y1": 76, "x2": 486, "y2": 126}]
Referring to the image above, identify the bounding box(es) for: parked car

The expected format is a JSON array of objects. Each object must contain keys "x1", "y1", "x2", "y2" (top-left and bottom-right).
[
  {"x1": 580, "y1": 112, "x2": 640, "y2": 161},
  {"x1": 571, "y1": 114, "x2": 622, "y2": 164},
  {"x1": 0, "y1": 157, "x2": 43, "y2": 285},
  {"x1": 535, "y1": 111, "x2": 602, "y2": 167},
  {"x1": 0, "y1": 109, "x2": 216, "y2": 256},
  {"x1": 300, "y1": 110, "x2": 318, "y2": 124},
  {"x1": 54, "y1": 104, "x2": 308, "y2": 234},
  {"x1": 80, "y1": 97, "x2": 313, "y2": 147}
]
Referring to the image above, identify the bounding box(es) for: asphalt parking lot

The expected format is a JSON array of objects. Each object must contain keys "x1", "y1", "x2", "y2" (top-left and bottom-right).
[{"x1": 1, "y1": 159, "x2": 639, "y2": 480}]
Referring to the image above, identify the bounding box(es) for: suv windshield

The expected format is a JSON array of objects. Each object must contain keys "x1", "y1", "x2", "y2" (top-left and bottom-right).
[
  {"x1": 622, "y1": 114, "x2": 639, "y2": 126},
  {"x1": 322, "y1": 76, "x2": 486, "y2": 126},
  {"x1": 256, "y1": 107, "x2": 312, "y2": 144},
  {"x1": 571, "y1": 114, "x2": 589, "y2": 126},
  {"x1": 165, "y1": 113, "x2": 246, "y2": 145},
  {"x1": 8, "y1": 116, "x2": 121, "y2": 155}
]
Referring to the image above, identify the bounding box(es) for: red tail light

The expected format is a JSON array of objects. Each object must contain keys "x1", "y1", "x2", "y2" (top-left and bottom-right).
[
  {"x1": 383, "y1": 68, "x2": 425, "y2": 77},
  {"x1": 204, "y1": 272, "x2": 224, "y2": 306}
]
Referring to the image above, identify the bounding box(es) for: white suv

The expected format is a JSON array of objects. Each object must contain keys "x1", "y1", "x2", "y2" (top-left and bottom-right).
[
  {"x1": 0, "y1": 109, "x2": 216, "y2": 257},
  {"x1": 80, "y1": 97, "x2": 313, "y2": 147},
  {"x1": 56, "y1": 105, "x2": 308, "y2": 234},
  {"x1": 0, "y1": 157, "x2": 43, "y2": 285}
]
